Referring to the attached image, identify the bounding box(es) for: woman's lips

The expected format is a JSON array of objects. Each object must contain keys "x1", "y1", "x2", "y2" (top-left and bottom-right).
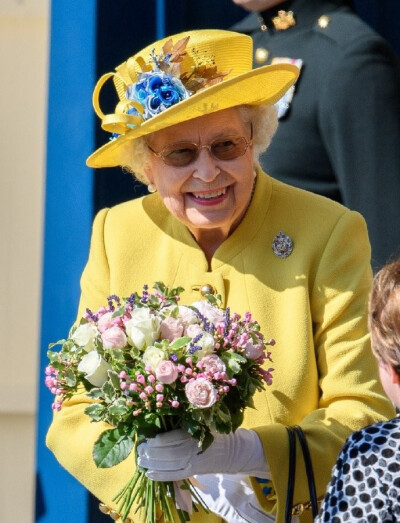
[{"x1": 186, "y1": 187, "x2": 229, "y2": 206}]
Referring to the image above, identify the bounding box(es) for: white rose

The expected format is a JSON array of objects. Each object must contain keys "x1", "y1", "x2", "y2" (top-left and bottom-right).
[
  {"x1": 185, "y1": 323, "x2": 203, "y2": 338},
  {"x1": 77, "y1": 351, "x2": 110, "y2": 387},
  {"x1": 178, "y1": 305, "x2": 199, "y2": 326},
  {"x1": 71, "y1": 323, "x2": 99, "y2": 352},
  {"x1": 190, "y1": 300, "x2": 224, "y2": 326},
  {"x1": 124, "y1": 308, "x2": 160, "y2": 349},
  {"x1": 195, "y1": 331, "x2": 216, "y2": 358},
  {"x1": 142, "y1": 346, "x2": 166, "y2": 371}
]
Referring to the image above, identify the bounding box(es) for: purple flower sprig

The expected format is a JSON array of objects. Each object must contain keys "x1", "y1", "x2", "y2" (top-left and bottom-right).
[
  {"x1": 107, "y1": 295, "x2": 121, "y2": 311},
  {"x1": 192, "y1": 307, "x2": 214, "y2": 333},
  {"x1": 188, "y1": 333, "x2": 204, "y2": 355},
  {"x1": 85, "y1": 308, "x2": 99, "y2": 323},
  {"x1": 224, "y1": 307, "x2": 231, "y2": 336},
  {"x1": 140, "y1": 284, "x2": 150, "y2": 304}
]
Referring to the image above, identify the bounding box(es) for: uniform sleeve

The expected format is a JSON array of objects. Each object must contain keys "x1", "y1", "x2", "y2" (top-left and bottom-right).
[
  {"x1": 318, "y1": 35, "x2": 400, "y2": 271},
  {"x1": 251, "y1": 210, "x2": 394, "y2": 520}
]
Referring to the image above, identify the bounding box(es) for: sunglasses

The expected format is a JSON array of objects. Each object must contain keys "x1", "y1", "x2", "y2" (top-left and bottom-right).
[{"x1": 147, "y1": 133, "x2": 253, "y2": 167}]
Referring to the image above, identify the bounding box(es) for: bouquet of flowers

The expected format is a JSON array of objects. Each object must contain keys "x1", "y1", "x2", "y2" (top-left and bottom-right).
[{"x1": 45, "y1": 283, "x2": 274, "y2": 523}]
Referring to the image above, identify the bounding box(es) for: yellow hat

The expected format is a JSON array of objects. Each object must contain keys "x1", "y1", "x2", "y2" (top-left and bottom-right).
[{"x1": 87, "y1": 29, "x2": 300, "y2": 168}]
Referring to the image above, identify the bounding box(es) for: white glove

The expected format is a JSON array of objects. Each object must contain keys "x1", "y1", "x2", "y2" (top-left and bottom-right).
[
  {"x1": 137, "y1": 428, "x2": 270, "y2": 481},
  {"x1": 193, "y1": 473, "x2": 275, "y2": 523}
]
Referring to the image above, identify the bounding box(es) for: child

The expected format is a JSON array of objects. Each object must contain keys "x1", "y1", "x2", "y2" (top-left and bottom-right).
[{"x1": 316, "y1": 258, "x2": 400, "y2": 522}]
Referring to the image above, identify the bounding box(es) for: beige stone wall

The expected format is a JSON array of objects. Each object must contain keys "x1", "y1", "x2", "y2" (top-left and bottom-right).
[{"x1": 0, "y1": 0, "x2": 49, "y2": 521}]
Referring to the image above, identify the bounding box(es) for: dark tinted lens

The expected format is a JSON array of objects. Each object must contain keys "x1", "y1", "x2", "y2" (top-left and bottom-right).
[
  {"x1": 163, "y1": 143, "x2": 198, "y2": 166},
  {"x1": 211, "y1": 136, "x2": 247, "y2": 160}
]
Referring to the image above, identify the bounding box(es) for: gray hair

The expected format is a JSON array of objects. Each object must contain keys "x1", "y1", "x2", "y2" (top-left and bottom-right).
[{"x1": 120, "y1": 103, "x2": 278, "y2": 184}]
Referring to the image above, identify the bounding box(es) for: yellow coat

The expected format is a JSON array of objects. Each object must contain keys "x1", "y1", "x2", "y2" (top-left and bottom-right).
[{"x1": 47, "y1": 171, "x2": 394, "y2": 522}]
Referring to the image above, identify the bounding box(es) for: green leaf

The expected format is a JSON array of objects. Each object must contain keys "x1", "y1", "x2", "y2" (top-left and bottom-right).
[
  {"x1": 199, "y1": 429, "x2": 214, "y2": 453},
  {"x1": 87, "y1": 387, "x2": 104, "y2": 399},
  {"x1": 169, "y1": 337, "x2": 192, "y2": 349},
  {"x1": 108, "y1": 370, "x2": 121, "y2": 389},
  {"x1": 215, "y1": 403, "x2": 231, "y2": 424},
  {"x1": 144, "y1": 412, "x2": 161, "y2": 427},
  {"x1": 102, "y1": 381, "x2": 115, "y2": 397},
  {"x1": 245, "y1": 396, "x2": 255, "y2": 409},
  {"x1": 48, "y1": 340, "x2": 65, "y2": 350},
  {"x1": 108, "y1": 404, "x2": 129, "y2": 417},
  {"x1": 93, "y1": 428, "x2": 134, "y2": 468},
  {"x1": 229, "y1": 352, "x2": 247, "y2": 363},
  {"x1": 181, "y1": 417, "x2": 202, "y2": 438},
  {"x1": 46, "y1": 351, "x2": 60, "y2": 363},
  {"x1": 62, "y1": 340, "x2": 77, "y2": 353},
  {"x1": 84, "y1": 403, "x2": 106, "y2": 421},
  {"x1": 227, "y1": 359, "x2": 241, "y2": 374},
  {"x1": 64, "y1": 368, "x2": 77, "y2": 387},
  {"x1": 230, "y1": 409, "x2": 244, "y2": 432},
  {"x1": 112, "y1": 307, "x2": 126, "y2": 318},
  {"x1": 204, "y1": 293, "x2": 217, "y2": 305}
]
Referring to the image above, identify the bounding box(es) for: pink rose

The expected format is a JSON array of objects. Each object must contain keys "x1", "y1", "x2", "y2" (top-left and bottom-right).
[
  {"x1": 155, "y1": 360, "x2": 179, "y2": 384},
  {"x1": 101, "y1": 326, "x2": 127, "y2": 350},
  {"x1": 243, "y1": 341, "x2": 264, "y2": 360},
  {"x1": 160, "y1": 316, "x2": 184, "y2": 342},
  {"x1": 185, "y1": 377, "x2": 218, "y2": 408},
  {"x1": 197, "y1": 354, "x2": 226, "y2": 375},
  {"x1": 97, "y1": 312, "x2": 114, "y2": 333}
]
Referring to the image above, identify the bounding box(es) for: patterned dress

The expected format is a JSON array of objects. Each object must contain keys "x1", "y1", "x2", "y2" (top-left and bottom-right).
[{"x1": 316, "y1": 417, "x2": 400, "y2": 522}]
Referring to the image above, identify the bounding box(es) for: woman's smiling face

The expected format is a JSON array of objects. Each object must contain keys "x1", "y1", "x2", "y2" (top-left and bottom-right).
[{"x1": 144, "y1": 107, "x2": 255, "y2": 244}]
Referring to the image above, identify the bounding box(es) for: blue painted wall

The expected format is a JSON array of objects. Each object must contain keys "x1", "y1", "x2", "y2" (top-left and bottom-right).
[{"x1": 35, "y1": 1, "x2": 96, "y2": 522}]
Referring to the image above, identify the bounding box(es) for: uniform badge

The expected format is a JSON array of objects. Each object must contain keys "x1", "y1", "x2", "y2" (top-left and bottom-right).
[
  {"x1": 272, "y1": 232, "x2": 294, "y2": 258},
  {"x1": 272, "y1": 10, "x2": 296, "y2": 31},
  {"x1": 271, "y1": 58, "x2": 303, "y2": 119}
]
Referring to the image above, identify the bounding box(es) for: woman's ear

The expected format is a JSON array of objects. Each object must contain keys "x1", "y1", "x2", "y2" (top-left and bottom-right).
[{"x1": 144, "y1": 163, "x2": 155, "y2": 185}]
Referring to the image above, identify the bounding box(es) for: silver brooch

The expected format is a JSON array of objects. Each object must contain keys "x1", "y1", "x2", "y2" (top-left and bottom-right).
[{"x1": 272, "y1": 231, "x2": 294, "y2": 258}]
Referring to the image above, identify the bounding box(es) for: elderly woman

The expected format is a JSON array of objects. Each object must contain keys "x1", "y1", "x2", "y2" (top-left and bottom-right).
[{"x1": 46, "y1": 29, "x2": 393, "y2": 522}]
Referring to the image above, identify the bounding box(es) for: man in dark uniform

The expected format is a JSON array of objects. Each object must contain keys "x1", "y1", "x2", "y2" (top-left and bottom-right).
[{"x1": 231, "y1": 0, "x2": 400, "y2": 271}]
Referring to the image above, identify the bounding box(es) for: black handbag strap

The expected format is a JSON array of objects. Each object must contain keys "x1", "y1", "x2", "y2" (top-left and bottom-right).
[
  {"x1": 285, "y1": 426, "x2": 319, "y2": 521},
  {"x1": 285, "y1": 426, "x2": 297, "y2": 523},
  {"x1": 293, "y1": 425, "x2": 319, "y2": 519}
]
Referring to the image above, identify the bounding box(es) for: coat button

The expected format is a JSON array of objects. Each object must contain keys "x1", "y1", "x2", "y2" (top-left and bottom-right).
[
  {"x1": 318, "y1": 15, "x2": 331, "y2": 28},
  {"x1": 200, "y1": 284, "x2": 215, "y2": 297},
  {"x1": 255, "y1": 47, "x2": 269, "y2": 64}
]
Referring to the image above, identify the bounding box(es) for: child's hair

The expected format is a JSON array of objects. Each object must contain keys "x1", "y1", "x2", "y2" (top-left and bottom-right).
[{"x1": 369, "y1": 258, "x2": 400, "y2": 376}]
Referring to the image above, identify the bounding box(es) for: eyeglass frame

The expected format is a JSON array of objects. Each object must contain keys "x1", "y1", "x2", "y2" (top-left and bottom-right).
[{"x1": 146, "y1": 125, "x2": 253, "y2": 167}]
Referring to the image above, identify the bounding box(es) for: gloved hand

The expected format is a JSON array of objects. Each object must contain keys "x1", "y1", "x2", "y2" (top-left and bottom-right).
[
  {"x1": 192, "y1": 473, "x2": 276, "y2": 523},
  {"x1": 137, "y1": 428, "x2": 270, "y2": 481}
]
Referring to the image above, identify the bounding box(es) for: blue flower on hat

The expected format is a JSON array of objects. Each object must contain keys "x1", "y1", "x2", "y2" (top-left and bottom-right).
[{"x1": 126, "y1": 71, "x2": 190, "y2": 121}]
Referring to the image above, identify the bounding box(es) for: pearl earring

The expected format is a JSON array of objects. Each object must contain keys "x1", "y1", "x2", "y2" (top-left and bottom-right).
[{"x1": 147, "y1": 183, "x2": 157, "y2": 193}]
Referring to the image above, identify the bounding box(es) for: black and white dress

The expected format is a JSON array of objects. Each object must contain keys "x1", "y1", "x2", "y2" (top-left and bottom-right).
[{"x1": 316, "y1": 417, "x2": 400, "y2": 522}]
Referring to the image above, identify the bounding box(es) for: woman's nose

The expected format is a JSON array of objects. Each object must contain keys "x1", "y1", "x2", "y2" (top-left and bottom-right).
[{"x1": 191, "y1": 147, "x2": 220, "y2": 182}]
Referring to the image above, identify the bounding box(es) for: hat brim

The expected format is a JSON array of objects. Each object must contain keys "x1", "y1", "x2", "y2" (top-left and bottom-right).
[{"x1": 86, "y1": 63, "x2": 299, "y2": 168}]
